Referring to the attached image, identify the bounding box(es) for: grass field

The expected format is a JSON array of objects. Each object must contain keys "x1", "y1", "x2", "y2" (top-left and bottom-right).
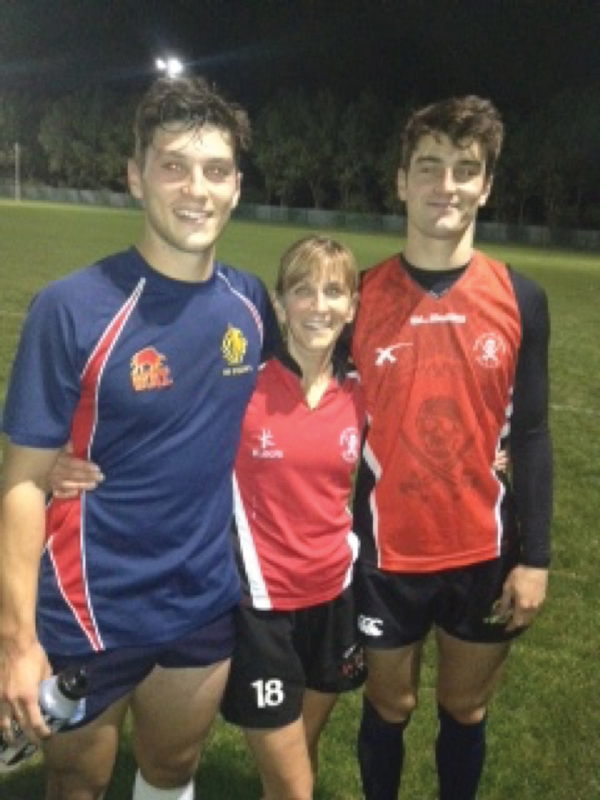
[{"x1": 0, "y1": 200, "x2": 598, "y2": 799}]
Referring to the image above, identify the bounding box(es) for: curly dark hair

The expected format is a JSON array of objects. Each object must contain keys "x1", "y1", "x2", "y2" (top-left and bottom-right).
[
  {"x1": 133, "y1": 76, "x2": 251, "y2": 164},
  {"x1": 401, "y1": 95, "x2": 504, "y2": 178}
]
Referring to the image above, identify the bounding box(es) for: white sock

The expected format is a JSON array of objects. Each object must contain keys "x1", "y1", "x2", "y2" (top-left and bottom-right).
[{"x1": 132, "y1": 770, "x2": 195, "y2": 800}]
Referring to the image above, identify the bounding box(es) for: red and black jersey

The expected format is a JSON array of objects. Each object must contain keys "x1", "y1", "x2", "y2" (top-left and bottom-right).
[
  {"x1": 352, "y1": 251, "x2": 552, "y2": 573},
  {"x1": 233, "y1": 356, "x2": 366, "y2": 610}
]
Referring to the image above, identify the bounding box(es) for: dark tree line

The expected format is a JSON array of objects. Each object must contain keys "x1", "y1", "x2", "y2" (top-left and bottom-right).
[{"x1": 1, "y1": 85, "x2": 600, "y2": 229}]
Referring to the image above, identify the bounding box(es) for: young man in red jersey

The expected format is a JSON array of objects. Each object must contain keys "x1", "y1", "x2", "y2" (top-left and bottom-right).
[{"x1": 352, "y1": 95, "x2": 552, "y2": 800}]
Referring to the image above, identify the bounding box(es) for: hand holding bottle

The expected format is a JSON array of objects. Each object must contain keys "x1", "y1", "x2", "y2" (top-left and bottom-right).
[
  {"x1": 0, "y1": 666, "x2": 87, "y2": 771},
  {"x1": 0, "y1": 639, "x2": 51, "y2": 744}
]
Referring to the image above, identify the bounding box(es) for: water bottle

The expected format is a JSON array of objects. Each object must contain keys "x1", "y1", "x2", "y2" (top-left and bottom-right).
[{"x1": 0, "y1": 667, "x2": 87, "y2": 771}]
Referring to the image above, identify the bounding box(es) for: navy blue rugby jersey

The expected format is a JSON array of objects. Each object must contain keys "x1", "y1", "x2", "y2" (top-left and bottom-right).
[{"x1": 3, "y1": 247, "x2": 280, "y2": 654}]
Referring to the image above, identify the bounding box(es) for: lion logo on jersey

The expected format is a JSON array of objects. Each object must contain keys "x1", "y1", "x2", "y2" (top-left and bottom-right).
[
  {"x1": 221, "y1": 325, "x2": 247, "y2": 366},
  {"x1": 130, "y1": 347, "x2": 173, "y2": 391}
]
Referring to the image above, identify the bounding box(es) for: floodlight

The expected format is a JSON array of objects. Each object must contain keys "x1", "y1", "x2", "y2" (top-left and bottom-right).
[{"x1": 155, "y1": 57, "x2": 184, "y2": 79}]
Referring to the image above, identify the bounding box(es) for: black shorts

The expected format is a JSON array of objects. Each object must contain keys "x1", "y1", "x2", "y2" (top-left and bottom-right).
[
  {"x1": 220, "y1": 587, "x2": 366, "y2": 729},
  {"x1": 48, "y1": 611, "x2": 235, "y2": 729},
  {"x1": 356, "y1": 551, "x2": 524, "y2": 647}
]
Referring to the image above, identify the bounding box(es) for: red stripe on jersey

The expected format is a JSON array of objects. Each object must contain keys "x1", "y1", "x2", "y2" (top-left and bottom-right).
[
  {"x1": 46, "y1": 496, "x2": 100, "y2": 649},
  {"x1": 45, "y1": 282, "x2": 144, "y2": 651}
]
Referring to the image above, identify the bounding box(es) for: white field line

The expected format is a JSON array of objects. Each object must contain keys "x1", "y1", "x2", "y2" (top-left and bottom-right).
[{"x1": 550, "y1": 403, "x2": 600, "y2": 416}]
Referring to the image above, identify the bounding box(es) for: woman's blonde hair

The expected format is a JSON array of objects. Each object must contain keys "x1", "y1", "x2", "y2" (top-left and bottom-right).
[{"x1": 275, "y1": 236, "x2": 358, "y2": 297}]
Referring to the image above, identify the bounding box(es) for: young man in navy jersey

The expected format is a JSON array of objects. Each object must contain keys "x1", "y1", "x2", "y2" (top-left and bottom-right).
[
  {"x1": 352, "y1": 96, "x2": 552, "y2": 800},
  {"x1": 0, "y1": 77, "x2": 279, "y2": 800}
]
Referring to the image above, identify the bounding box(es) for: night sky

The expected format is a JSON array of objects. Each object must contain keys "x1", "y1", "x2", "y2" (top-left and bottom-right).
[{"x1": 2, "y1": 0, "x2": 600, "y2": 118}]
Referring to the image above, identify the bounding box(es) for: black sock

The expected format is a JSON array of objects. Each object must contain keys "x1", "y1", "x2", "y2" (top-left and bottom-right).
[
  {"x1": 357, "y1": 695, "x2": 409, "y2": 800},
  {"x1": 436, "y1": 704, "x2": 487, "y2": 800}
]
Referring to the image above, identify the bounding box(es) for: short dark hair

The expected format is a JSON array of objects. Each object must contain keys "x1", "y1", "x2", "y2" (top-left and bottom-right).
[
  {"x1": 133, "y1": 76, "x2": 251, "y2": 164},
  {"x1": 401, "y1": 95, "x2": 504, "y2": 178}
]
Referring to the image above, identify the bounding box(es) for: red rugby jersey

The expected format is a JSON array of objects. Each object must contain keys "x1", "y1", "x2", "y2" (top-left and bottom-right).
[
  {"x1": 352, "y1": 251, "x2": 522, "y2": 572},
  {"x1": 233, "y1": 357, "x2": 366, "y2": 610}
]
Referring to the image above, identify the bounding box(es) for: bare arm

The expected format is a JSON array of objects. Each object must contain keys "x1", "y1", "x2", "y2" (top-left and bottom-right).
[{"x1": 0, "y1": 442, "x2": 61, "y2": 741}]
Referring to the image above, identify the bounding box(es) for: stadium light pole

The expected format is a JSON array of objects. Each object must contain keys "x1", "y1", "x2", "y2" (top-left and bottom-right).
[
  {"x1": 14, "y1": 142, "x2": 21, "y2": 202},
  {"x1": 155, "y1": 57, "x2": 184, "y2": 79}
]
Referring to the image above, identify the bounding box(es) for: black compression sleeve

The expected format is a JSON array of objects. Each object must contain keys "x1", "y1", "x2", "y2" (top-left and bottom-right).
[{"x1": 509, "y1": 269, "x2": 553, "y2": 567}]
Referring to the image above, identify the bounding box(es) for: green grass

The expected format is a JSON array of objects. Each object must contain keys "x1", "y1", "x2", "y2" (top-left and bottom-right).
[{"x1": 0, "y1": 200, "x2": 599, "y2": 799}]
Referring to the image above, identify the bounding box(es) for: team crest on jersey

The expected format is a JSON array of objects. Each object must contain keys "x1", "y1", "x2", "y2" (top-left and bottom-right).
[
  {"x1": 222, "y1": 325, "x2": 252, "y2": 376},
  {"x1": 340, "y1": 427, "x2": 360, "y2": 463},
  {"x1": 473, "y1": 332, "x2": 506, "y2": 368},
  {"x1": 130, "y1": 347, "x2": 173, "y2": 392}
]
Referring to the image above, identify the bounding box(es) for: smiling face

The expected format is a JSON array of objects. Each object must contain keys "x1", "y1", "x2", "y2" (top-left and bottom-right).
[
  {"x1": 398, "y1": 133, "x2": 491, "y2": 257},
  {"x1": 276, "y1": 272, "x2": 356, "y2": 366},
  {"x1": 274, "y1": 241, "x2": 357, "y2": 369},
  {"x1": 128, "y1": 124, "x2": 241, "y2": 280}
]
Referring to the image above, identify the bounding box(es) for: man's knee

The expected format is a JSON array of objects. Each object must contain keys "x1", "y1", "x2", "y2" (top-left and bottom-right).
[
  {"x1": 436, "y1": 694, "x2": 488, "y2": 725},
  {"x1": 366, "y1": 682, "x2": 418, "y2": 723},
  {"x1": 135, "y1": 749, "x2": 200, "y2": 789},
  {"x1": 44, "y1": 735, "x2": 116, "y2": 800},
  {"x1": 45, "y1": 768, "x2": 111, "y2": 800}
]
